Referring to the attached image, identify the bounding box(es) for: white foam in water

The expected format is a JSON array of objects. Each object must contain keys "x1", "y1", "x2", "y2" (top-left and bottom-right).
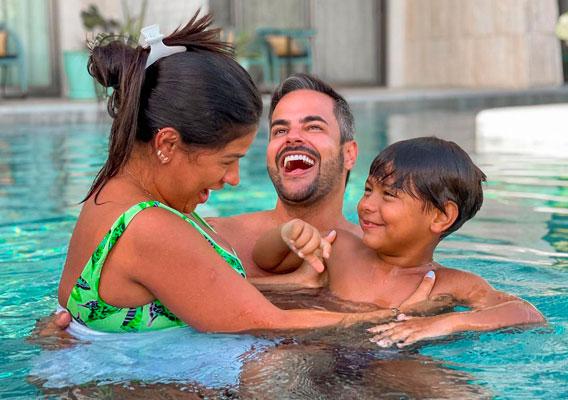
[
  {"x1": 31, "y1": 316, "x2": 276, "y2": 389},
  {"x1": 475, "y1": 104, "x2": 568, "y2": 156}
]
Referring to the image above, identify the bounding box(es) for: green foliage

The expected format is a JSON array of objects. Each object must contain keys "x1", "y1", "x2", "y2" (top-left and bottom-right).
[
  {"x1": 80, "y1": 0, "x2": 148, "y2": 44},
  {"x1": 221, "y1": 29, "x2": 261, "y2": 59}
]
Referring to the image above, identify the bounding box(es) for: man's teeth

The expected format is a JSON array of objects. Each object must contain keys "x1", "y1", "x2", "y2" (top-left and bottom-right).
[{"x1": 284, "y1": 154, "x2": 315, "y2": 167}]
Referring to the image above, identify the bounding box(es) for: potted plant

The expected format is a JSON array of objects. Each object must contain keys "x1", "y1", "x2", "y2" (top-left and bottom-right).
[
  {"x1": 63, "y1": 1, "x2": 147, "y2": 100},
  {"x1": 556, "y1": 12, "x2": 568, "y2": 83},
  {"x1": 556, "y1": 12, "x2": 568, "y2": 45}
]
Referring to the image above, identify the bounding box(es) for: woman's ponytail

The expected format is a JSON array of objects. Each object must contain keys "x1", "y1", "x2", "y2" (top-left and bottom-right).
[
  {"x1": 83, "y1": 38, "x2": 148, "y2": 202},
  {"x1": 82, "y1": 11, "x2": 262, "y2": 203}
]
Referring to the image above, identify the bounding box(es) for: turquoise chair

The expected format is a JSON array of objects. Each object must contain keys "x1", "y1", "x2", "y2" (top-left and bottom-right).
[
  {"x1": 256, "y1": 28, "x2": 316, "y2": 85},
  {"x1": 0, "y1": 26, "x2": 27, "y2": 96},
  {"x1": 234, "y1": 34, "x2": 272, "y2": 88}
]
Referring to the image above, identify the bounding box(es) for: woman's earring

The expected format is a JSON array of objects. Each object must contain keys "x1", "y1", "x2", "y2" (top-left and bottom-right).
[{"x1": 157, "y1": 150, "x2": 169, "y2": 163}]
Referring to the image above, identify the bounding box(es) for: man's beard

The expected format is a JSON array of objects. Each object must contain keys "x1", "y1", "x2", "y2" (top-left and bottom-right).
[{"x1": 267, "y1": 149, "x2": 345, "y2": 207}]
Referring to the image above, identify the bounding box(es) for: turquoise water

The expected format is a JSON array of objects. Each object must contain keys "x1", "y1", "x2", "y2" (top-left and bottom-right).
[{"x1": 0, "y1": 106, "x2": 567, "y2": 399}]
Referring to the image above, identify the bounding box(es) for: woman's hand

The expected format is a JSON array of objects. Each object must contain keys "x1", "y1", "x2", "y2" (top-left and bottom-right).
[
  {"x1": 364, "y1": 270, "x2": 454, "y2": 347},
  {"x1": 281, "y1": 219, "x2": 336, "y2": 273},
  {"x1": 368, "y1": 314, "x2": 456, "y2": 348}
]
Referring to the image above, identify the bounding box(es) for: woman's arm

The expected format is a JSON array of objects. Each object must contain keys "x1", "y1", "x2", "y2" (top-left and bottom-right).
[
  {"x1": 129, "y1": 210, "x2": 391, "y2": 332},
  {"x1": 368, "y1": 271, "x2": 545, "y2": 347}
]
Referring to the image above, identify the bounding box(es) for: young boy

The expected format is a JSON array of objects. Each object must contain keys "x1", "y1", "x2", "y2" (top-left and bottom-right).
[{"x1": 252, "y1": 137, "x2": 544, "y2": 347}]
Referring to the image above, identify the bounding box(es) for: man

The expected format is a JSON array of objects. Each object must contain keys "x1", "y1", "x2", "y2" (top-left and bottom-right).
[
  {"x1": 209, "y1": 73, "x2": 359, "y2": 277},
  {"x1": 41, "y1": 73, "x2": 435, "y2": 332}
]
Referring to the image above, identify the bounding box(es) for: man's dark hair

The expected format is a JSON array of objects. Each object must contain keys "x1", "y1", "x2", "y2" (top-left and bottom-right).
[
  {"x1": 269, "y1": 73, "x2": 354, "y2": 144},
  {"x1": 369, "y1": 137, "x2": 486, "y2": 238}
]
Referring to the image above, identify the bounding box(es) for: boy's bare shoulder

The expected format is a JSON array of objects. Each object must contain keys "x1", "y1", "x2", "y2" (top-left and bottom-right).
[
  {"x1": 333, "y1": 228, "x2": 365, "y2": 250},
  {"x1": 431, "y1": 264, "x2": 493, "y2": 299},
  {"x1": 329, "y1": 228, "x2": 373, "y2": 266}
]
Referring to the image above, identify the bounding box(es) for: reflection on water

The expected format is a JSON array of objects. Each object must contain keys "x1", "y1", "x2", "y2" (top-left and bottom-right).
[{"x1": 0, "y1": 107, "x2": 567, "y2": 399}]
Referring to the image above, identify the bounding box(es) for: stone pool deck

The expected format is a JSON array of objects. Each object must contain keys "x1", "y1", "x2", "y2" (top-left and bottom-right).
[{"x1": 0, "y1": 85, "x2": 567, "y2": 125}]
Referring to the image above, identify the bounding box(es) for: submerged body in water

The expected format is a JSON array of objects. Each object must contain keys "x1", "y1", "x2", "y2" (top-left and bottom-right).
[{"x1": 31, "y1": 289, "x2": 491, "y2": 399}]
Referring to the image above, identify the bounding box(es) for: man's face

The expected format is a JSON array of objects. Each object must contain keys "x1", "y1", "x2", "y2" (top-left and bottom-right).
[{"x1": 267, "y1": 90, "x2": 346, "y2": 206}]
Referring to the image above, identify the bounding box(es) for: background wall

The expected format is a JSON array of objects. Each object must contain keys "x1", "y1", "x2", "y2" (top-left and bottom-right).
[
  {"x1": 26, "y1": 0, "x2": 568, "y2": 92},
  {"x1": 56, "y1": 0, "x2": 208, "y2": 52},
  {"x1": 387, "y1": 0, "x2": 563, "y2": 88},
  {"x1": 0, "y1": 0, "x2": 53, "y2": 92},
  {"x1": 210, "y1": 0, "x2": 384, "y2": 85}
]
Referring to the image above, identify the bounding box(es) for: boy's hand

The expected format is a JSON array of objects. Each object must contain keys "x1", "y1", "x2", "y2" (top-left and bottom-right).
[
  {"x1": 367, "y1": 314, "x2": 455, "y2": 348},
  {"x1": 281, "y1": 219, "x2": 336, "y2": 273}
]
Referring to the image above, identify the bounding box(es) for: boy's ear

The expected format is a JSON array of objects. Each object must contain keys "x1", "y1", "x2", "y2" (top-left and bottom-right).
[
  {"x1": 343, "y1": 140, "x2": 358, "y2": 171},
  {"x1": 430, "y1": 201, "x2": 458, "y2": 235}
]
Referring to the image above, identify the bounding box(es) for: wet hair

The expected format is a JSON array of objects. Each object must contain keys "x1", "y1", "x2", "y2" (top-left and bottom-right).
[
  {"x1": 83, "y1": 12, "x2": 262, "y2": 202},
  {"x1": 369, "y1": 137, "x2": 486, "y2": 238},
  {"x1": 269, "y1": 73, "x2": 354, "y2": 144}
]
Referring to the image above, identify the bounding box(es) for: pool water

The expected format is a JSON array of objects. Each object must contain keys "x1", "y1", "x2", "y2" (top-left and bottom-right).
[{"x1": 0, "y1": 105, "x2": 567, "y2": 399}]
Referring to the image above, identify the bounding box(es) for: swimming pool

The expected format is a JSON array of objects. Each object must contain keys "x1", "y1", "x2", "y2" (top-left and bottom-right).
[{"x1": 0, "y1": 104, "x2": 567, "y2": 399}]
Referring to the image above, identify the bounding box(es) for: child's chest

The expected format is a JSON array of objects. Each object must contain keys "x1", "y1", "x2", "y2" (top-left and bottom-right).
[{"x1": 328, "y1": 267, "x2": 427, "y2": 308}]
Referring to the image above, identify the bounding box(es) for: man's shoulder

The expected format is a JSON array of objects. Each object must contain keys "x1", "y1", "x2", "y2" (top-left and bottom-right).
[{"x1": 207, "y1": 210, "x2": 278, "y2": 232}]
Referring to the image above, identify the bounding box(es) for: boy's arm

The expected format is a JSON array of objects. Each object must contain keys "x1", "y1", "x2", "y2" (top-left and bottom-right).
[
  {"x1": 368, "y1": 271, "x2": 545, "y2": 348},
  {"x1": 252, "y1": 219, "x2": 335, "y2": 274},
  {"x1": 251, "y1": 219, "x2": 334, "y2": 289},
  {"x1": 252, "y1": 225, "x2": 304, "y2": 274}
]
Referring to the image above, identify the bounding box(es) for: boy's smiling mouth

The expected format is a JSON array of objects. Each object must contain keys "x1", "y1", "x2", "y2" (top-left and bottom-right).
[{"x1": 360, "y1": 218, "x2": 385, "y2": 230}]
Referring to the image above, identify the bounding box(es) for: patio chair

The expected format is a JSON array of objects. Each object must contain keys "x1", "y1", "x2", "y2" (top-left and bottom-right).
[
  {"x1": 0, "y1": 26, "x2": 27, "y2": 97},
  {"x1": 256, "y1": 27, "x2": 316, "y2": 85},
  {"x1": 235, "y1": 34, "x2": 272, "y2": 88}
]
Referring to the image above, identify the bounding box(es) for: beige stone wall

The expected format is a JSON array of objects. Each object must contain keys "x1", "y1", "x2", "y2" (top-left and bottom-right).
[{"x1": 388, "y1": 0, "x2": 563, "y2": 88}]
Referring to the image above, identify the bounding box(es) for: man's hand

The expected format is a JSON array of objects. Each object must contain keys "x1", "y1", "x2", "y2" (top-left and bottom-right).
[
  {"x1": 281, "y1": 219, "x2": 336, "y2": 273},
  {"x1": 29, "y1": 310, "x2": 74, "y2": 349}
]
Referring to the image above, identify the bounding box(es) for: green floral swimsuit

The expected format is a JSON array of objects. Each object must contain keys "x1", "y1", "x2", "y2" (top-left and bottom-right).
[{"x1": 66, "y1": 201, "x2": 246, "y2": 333}]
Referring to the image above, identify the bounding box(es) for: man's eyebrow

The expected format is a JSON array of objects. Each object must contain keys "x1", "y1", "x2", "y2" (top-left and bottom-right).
[
  {"x1": 270, "y1": 119, "x2": 290, "y2": 128},
  {"x1": 300, "y1": 115, "x2": 328, "y2": 125}
]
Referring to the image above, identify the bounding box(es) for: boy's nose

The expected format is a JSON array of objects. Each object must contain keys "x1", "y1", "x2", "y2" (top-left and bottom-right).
[{"x1": 359, "y1": 196, "x2": 378, "y2": 212}]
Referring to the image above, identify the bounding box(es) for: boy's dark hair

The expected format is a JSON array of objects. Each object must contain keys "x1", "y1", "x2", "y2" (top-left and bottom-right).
[{"x1": 369, "y1": 137, "x2": 486, "y2": 238}]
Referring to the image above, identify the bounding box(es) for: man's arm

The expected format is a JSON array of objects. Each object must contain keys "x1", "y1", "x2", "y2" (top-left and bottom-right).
[{"x1": 368, "y1": 270, "x2": 545, "y2": 347}]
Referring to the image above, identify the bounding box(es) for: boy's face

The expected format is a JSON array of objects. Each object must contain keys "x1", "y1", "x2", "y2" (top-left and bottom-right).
[{"x1": 357, "y1": 177, "x2": 435, "y2": 254}]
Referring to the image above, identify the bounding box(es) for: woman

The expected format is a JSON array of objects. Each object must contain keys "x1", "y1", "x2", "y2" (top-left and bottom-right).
[{"x1": 58, "y1": 13, "x2": 425, "y2": 334}]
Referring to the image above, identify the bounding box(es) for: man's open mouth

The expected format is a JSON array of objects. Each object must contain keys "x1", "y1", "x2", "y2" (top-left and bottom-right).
[{"x1": 281, "y1": 153, "x2": 316, "y2": 173}]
